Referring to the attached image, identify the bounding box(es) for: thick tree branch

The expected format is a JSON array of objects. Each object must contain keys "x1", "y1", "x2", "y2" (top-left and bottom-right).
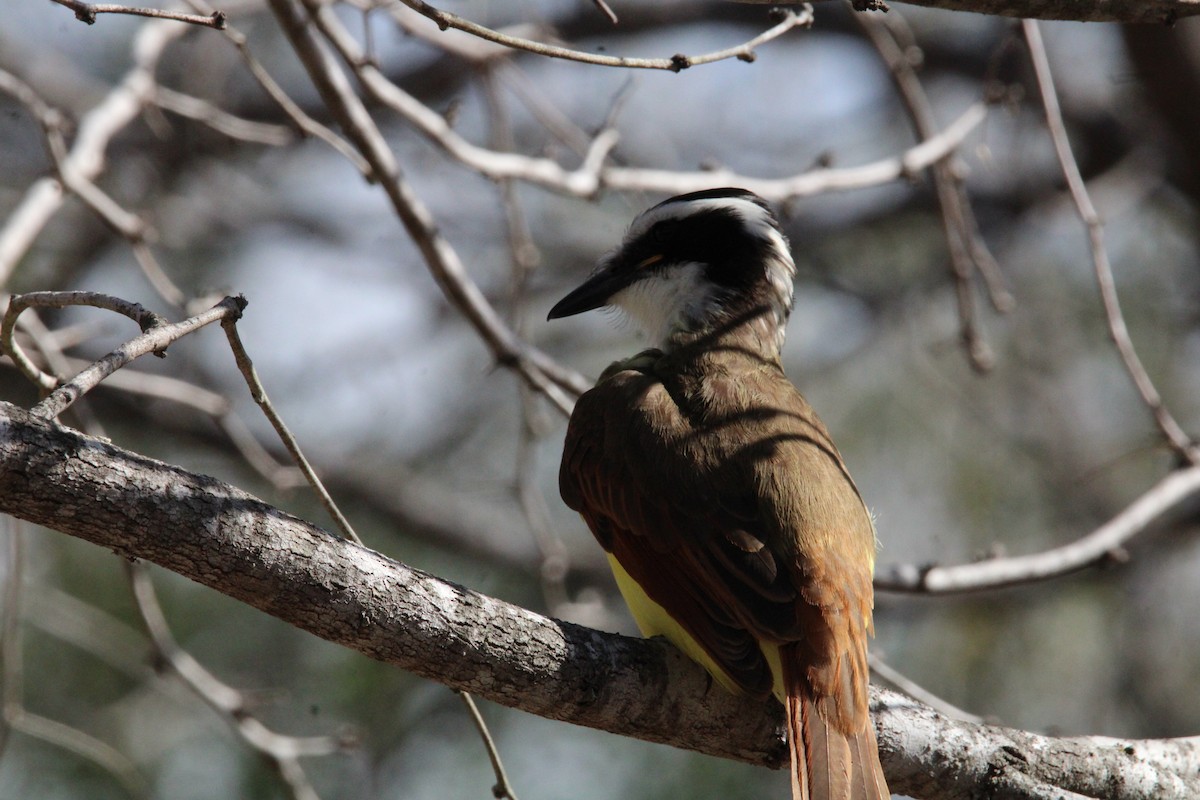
[
  {"x1": 1, "y1": 401, "x2": 1197, "y2": 799},
  {"x1": 893, "y1": 0, "x2": 1197, "y2": 23},
  {"x1": 0, "y1": 400, "x2": 781, "y2": 766},
  {"x1": 738, "y1": 0, "x2": 1200, "y2": 24},
  {"x1": 879, "y1": 693, "x2": 1200, "y2": 799}
]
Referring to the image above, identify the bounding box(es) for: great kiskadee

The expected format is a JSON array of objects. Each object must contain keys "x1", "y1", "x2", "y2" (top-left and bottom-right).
[{"x1": 548, "y1": 188, "x2": 889, "y2": 800}]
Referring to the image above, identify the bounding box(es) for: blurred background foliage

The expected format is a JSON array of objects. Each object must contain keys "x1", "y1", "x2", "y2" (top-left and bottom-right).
[{"x1": 1, "y1": 1, "x2": 1199, "y2": 798}]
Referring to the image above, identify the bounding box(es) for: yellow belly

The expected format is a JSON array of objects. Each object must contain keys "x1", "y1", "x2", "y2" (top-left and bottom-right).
[{"x1": 606, "y1": 554, "x2": 786, "y2": 701}]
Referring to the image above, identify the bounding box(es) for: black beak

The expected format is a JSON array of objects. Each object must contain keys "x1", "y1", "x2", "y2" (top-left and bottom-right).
[{"x1": 546, "y1": 267, "x2": 631, "y2": 320}]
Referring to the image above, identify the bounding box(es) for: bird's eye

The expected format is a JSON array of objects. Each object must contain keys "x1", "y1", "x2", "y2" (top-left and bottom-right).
[{"x1": 649, "y1": 220, "x2": 677, "y2": 244}]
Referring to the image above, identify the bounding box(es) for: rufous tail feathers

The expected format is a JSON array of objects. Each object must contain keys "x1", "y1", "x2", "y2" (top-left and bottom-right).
[{"x1": 784, "y1": 657, "x2": 889, "y2": 800}]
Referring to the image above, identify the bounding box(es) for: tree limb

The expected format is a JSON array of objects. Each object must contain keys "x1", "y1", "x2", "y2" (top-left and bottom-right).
[
  {"x1": 893, "y1": 0, "x2": 1197, "y2": 23},
  {"x1": 0, "y1": 400, "x2": 780, "y2": 766},
  {"x1": 737, "y1": 0, "x2": 1200, "y2": 24},
  {"x1": 875, "y1": 465, "x2": 1200, "y2": 593},
  {"x1": 0, "y1": 400, "x2": 1197, "y2": 799}
]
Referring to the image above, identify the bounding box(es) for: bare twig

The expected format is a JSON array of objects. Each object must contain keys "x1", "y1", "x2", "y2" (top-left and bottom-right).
[
  {"x1": 0, "y1": 522, "x2": 148, "y2": 796},
  {"x1": 0, "y1": 70, "x2": 196, "y2": 313},
  {"x1": 50, "y1": 0, "x2": 226, "y2": 28},
  {"x1": 5, "y1": 301, "x2": 113, "y2": 435},
  {"x1": 395, "y1": 1, "x2": 811, "y2": 71},
  {"x1": 313, "y1": 2, "x2": 988, "y2": 206},
  {"x1": 2, "y1": 292, "x2": 239, "y2": 420},
  {"x1": 0, "y1": 519, "x2": 20, "y2": 763},
  {"x1": 0, "y1": 345, "x2": 307, "y2": 489},
  {"x1": 483, "y1": 72, "x2": 573, "y2": 611},
  {"x1": 4, "y1": 299, "x2": 349, "y2": 799},
  {"x1": 268, "y1": 0, "x2": 587, "y2": 415},
  {"x1": 2, "y1": 313, "x2": 66, "y2": 394},
  {"x1": 220, "y1": 314, "x2": 363, "y2": 545},
  {"x1": 0, "y1": 68, "x2": 150, "y2": 242},
  {"x1": 1022, "y1": 19, "x2": 1199, "y2": 465},
  {"x1": 456, "y1": 691, "x2": 523, "y2": 800},
  {"x1": 875, "y1": 465, "x2": 1200, "y2": 593},
  {"x1": 2, "y1": 291, "x2": 167, "y2": 391},
  {"x1": 182, "y1": 0, "x2": 373, "y2": 175},
  {"x1": 590, "y1": 0, "x2": 618, "y2": 25},
  {"x1": 855, "y1": 9, "x2": 1005, "y2": 372},
  {"x1": 0, "y1": 69, "x2": 65, "y2": 133},
  {"x1": 368, "y1": 0, "x2": 531, "y2": 63},
  {"x1": 496, "y1": 63, "x2": 595, "y2": 156},
  {"x1": 131, "y1": 239, "x2": 189, "y2": 310},
  {"x1": 127, "y1": 563, "x2": 345, "y2": 800},
  {"x1": 154, "y1": 86, "x2": 295, "y2": 145},
  {"x1": 0, "y1": 19, "x2": 189, "y2": 286},
  {"x1": 7, "y1": 711, "x2": 148, "y2": 798}
]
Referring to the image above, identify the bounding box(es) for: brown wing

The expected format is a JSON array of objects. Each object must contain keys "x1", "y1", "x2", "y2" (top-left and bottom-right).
[
  {"x1": 561, "y1": 356, "x2": 878, "y2": 733},
  {"x1": 563, "y1": 368, "x2": 783, "y2": 697}
]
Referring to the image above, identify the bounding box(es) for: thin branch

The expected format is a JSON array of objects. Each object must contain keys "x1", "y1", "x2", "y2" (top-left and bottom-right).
[
  {"x1": 0, "y1": 519, "x2": 20, "y2": 763},
  {"x1": 0, "y1": 67, "x2": 151, "y2": 245},
  {"x1": 483, "y1": 71, "x2": 573, "y2": 612},
  {"x1": 314, "y1": 2, "x2": 988, "y2": 205},
  {"x1": 8, "y1": 711, "x2": 148, "y2": 798},
  {"x1": 2, "y1": 291, "x2": 168, "y2": 392},
  {"x1": 496, "y1": 63, "x2": 595, "y2": 157},
  {"x1": 220, "y1": 315, "x2": 363, "y2": 545},
  {"x1": 2, "y1": 292, "x2": 239, "y2": 420},
  {"x1": 268, "y1": 0, "x2": 588, "y2": 414},
  {"x1": 0, "y1": 69, "x2": 65, "y2": 133},
  {"x1": 368, "y1": 0, "x2": 527, "y2": 64},
  {"x1": 27, "y1": 585, "x2": 151, "y2": 680},
  {"x1": 456, "y1": 691, "x2": 523, "y2": 800},
  {"x1": 4, "y1": 303, "x2": 112, "y2": 435},
  {"x1": 855, "y1": 9, "x2": 1003, "y2": 372},
  {"x1": 127, "y1": 563, "x2": 343, "y2": 800},
  {"x1": 0, "y1": 348, "x2": 307, "y2": 490},
  {"x1": 42, "y1": 121, "x2": 151, "y2": 241},
  {"x1": 184, "y1": 0, "x2": 373, "y2": 175},
  {"x1": 395, "y1": 1, "x2": 812, "y2": 71},
  {"x1": 49, "y1": 0, "x2": 227, "y2": 28},
  {"x1": 153, "y1": 86, "x2": 295, "y2": 145},
  {"x1": 0, "y1": 18, "x2": 189, "y2": 286},
  {"x1": 590, "y1": 0, "x2": 618, "y2": 25},
  {"x1": 875, "y1": 465, "x2": 1200, "y2": 593},
  {"x1": 0, "y1": 70, "x2": 196, "y2": 313},
  {"x1": 13, "y1": 298, "x2": 348, "y2": 800},
  {"x1": 0, "y1": 522, "x2": 148, "y2": 796},
  {"x1": 1022, "y1": 19, "x2": 1199, "y2": 466},
  {"x1": 130, "y1": 239, "x2": 188, "y2": 310}
]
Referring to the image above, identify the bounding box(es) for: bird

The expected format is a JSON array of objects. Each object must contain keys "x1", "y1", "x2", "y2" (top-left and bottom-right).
[{"x1": 547, "y1": 188, "x2": 889, "y2": 800}]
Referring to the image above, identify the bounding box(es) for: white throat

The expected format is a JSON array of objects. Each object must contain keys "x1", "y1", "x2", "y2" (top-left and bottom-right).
[{"x1": 608, "y1": 262, "x2": 719, "y2": 349}]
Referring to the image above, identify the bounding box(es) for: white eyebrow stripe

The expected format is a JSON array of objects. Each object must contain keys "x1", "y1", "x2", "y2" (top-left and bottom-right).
[{"x1": 627, "y1": 196, "x2": 779, "y2": 243}]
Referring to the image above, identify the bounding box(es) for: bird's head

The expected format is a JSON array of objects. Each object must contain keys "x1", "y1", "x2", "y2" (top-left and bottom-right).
[{"x1": 547, "y1": 188, "x2": 796, "y2": 354}]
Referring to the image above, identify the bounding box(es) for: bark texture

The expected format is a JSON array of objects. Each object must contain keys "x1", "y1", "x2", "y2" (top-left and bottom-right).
[
  {"x1": 885, "y1": 0, "x2": 1192, "y2": 23},
  {"x1": 1, "y1": 400, "x2": 1197, "y2": 800}
]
